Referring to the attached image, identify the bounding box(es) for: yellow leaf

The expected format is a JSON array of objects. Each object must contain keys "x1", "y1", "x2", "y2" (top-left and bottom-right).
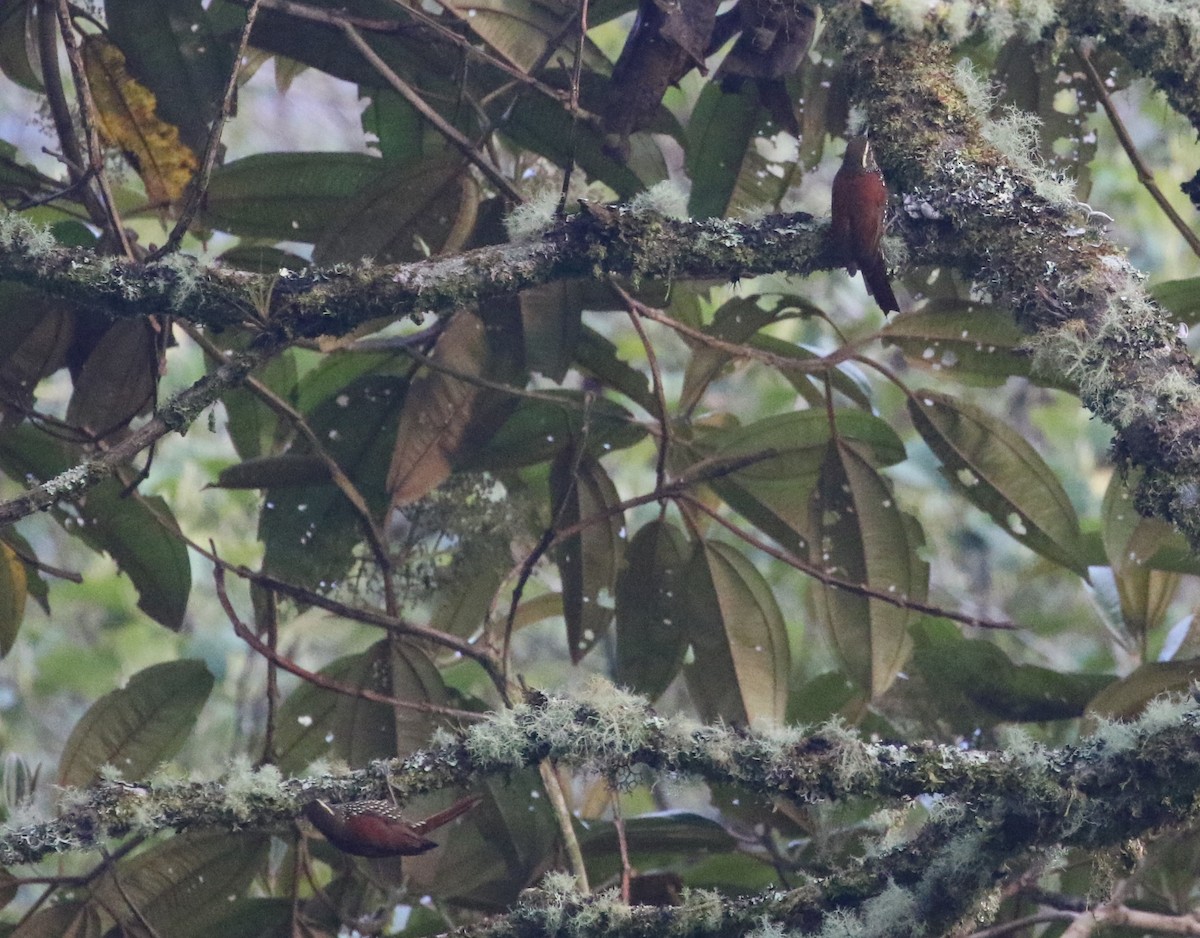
[
  {"x1": 0, "y1": 540, "x2": 28, "y2": 657},
  {"x1": 81, "y1": 35, "x2": 198, "y2": 208}
]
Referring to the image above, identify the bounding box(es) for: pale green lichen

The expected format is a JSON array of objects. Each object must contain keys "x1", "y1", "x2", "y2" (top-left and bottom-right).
[
  {"x1": 629, "y1": 181, "x2": 689, "y2": 220},
  {"x1": 504, "y1": 190, "x2": 561, "y2": 242}
]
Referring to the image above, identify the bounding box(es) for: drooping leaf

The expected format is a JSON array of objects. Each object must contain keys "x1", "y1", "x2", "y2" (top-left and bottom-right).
[
  {"x1": 91, "y1": 832, "x2": 270, "y2": 938},
  {"x1": 275, "y1": 639, "x2": 447, "y2": 773},
  {"x1": 403, "y1": 771, "x2": 559, "y2": 909},
  {"x1": 0, "y1": 1, "x2": 40, "y2": 92},
  {"x1": 387, "y1": 304, "x2": 524, "y2": 509},
  {"x1": 80, "y1": 34, "x2": 198, "y2": 207},
  {"x1": 1101, "y1": 470, "x2": 1189, "y2": 641},
  {"x1": 520, "y1": 282, "x2": 586, "y2": 382},
  {"x1": 313, "y1": 157, "x2": 478, "y2": 264},
  {"x1": 910, "y1": 619, "x2": 1112, "y2": 726},
  {"x1": 682, "y1": 540, "x2": 789, "y2": 725},
  {"x1": 57, "y1": 660, "x2": 213, "y2": 788},
  {"x1": 439, "y1": 0, "x2": 609, "y2": 72},
  {"x1": 1085, "y1": 660, "x2": 1200, "y2": 722},
  {"x1": 66, "y1": 318, "x2": 159, "y2": 438},
  {"x1": 880, "y1": 301, "x2": 1062, "y2": 388},
  {"x1": 687, "y1": 409, "x2": 905, "y2": 553},
  {"x1": 550, "y1": 447, "x2": 624, "y2": 663},
  {"x1": 686, "y1": 83, "x2": 766, "y2": 219},
  {"x1": 807, "y1": 440, "x2": 928, "y2": 699},
  {"x1": 463, "y1": 392, "x2": 647, "y2": 472},
  {"x1": 574, "y1": 325, "x2": 655, "y2": 413},
  {"x1": 105, "y1": 0, "x2": 233, "y2": 157},
  {"x1": 204, "y1": 153, "x2": 386, "y2": 240},
  {"x1": 260, "y1": 374, "x2": 405, "y2": 589},
  {"x1": 0, "y1": 540, "x2": 27, "y2": 657},
  {"x1": 0, "y1": 425, "x2": 191, "y2": 630},
  {"x1": 1152, "y1": 277, "x2": 1200, "y2": 323},
  {"x1": 615, "y1": 520, "x2": 689, "y2": 699},
  {"x1": 9, "y1": 900, "x2": 101, "y2": 938},
  {"x1": 908, "y1": 389, "x2": 1089, "y2": 578}
]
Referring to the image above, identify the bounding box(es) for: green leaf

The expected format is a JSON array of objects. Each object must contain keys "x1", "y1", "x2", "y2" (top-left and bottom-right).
[
  {"x1": 497, "y1": 75, "x2": 660, "y2": 199},
  {"x1": 57, "y1": 660, "x2": 213, "y2": 788},
  {"x1": 908, "y1": 390, "x2": 1088, "y2": 577},
  {"x1": 1086, "y1": 660, "x2": 1200, "y2": 721},
  {"x1": 520, "y1": 282, "x2": 586, "y2": 382},
  {"x1": 260, "y1": 374, "x2": 405, "y2": 588},
  {"x1": 105, "y1": 0, "x2": 232, "y2": 156},
  {"x1": 204, "y1": 153, "x2": 386, "y2": 240},
  {"x1": 0, "y1": 1, "x2": 40, "y2": 92},
  {"x1": 911, "y1": 619, "x2": 1111, "y2": 725},
  {"x1": 880, "y1": 301, "x2": 1059, "y2": 388},
  {"x1": 462, "y1": 392, "x2": 647, "y2": 472},
  {"x1": 275, "y1": 639, "x2": 447, "y2": 773},
  {"x1": 1101, "y1": 471, "x2": 1187, "y2": 641},
  {"x1": 439, "y1": 0, "x2": 610, "y2": 72},
  {"x1": 92, "y1": 832, "x2": 270, "y2": 938},
  {"x1": 1151, "y1": 277, "x2": 1200, "y2": 323},
  {"x1": 218, "y1": 344, "x2": 299, "y2": 461},
  {"x1": 687, "y1": 410, "x2": 905, "y2": 554},
  {"x1": 0, "y1": 540, "x2": 26, "y2": 657},
  {"x1": 615, "y1": 520, "x2": 689, "y2": 700},
  {"x1": 808, "y1": 441, "x2": 928, "y2": 699},
  {"x1": 313, "y1": 156, "x2": 477, "y2": 264},
  {"x1": 9, "y1": 900, "x2": 101, "y2": 938},
  {"x1": 686, "y1": 83, "x2": 765, "y2": 219},
  {"x1": 362, "y1": 88, "x2": 428, "y2": 164},
  {"x1": 683, "y1": 540, "x2": 789, "y2": 725},
  {"x1": 551, "y1": 448, "x2": 624, "y2": 663},
  {"x1": 0, "y1": 425, "x2": 191, "y2": 630},
  {"x1": 574, "y1": 325, "x2": 655, "y2": 414},
  {"x1": 403, "y1": 772, "x2": 559, "y2": 909},
  {"x1": 217, "y1": 454, "x2": 331, "y2": 489}
]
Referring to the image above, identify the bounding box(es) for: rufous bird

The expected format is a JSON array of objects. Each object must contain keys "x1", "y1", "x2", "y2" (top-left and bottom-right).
[
  {"x1": 303, "y1": 794, "x2": 481, "y2": 858},
  {"x1": 830, "y1": 135, "x2": 900, "y2": 313}
]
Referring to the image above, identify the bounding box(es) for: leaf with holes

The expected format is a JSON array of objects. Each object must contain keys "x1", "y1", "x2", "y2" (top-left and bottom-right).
[
  {"x1": 682, "y1": 540, "x2": 789, "y2": 725},
  {"x1": 908, "y1": 390, "x2": 1088, "y2": 578},
  {"x1": 807, "y1": 441, "x2": 928, "y2": 699},
  {"x1": 388, "y1": 304, "x2": 524, "y2": 509},
  {"x1": 57, "y1": 660, "x2": 213, "y2": 788},
  {"x1": 551, "y1": 447, "x2": 625, "y2": 663},
  {"x1": 615, "y1": 520, "x2": 689, "y2": 699}
]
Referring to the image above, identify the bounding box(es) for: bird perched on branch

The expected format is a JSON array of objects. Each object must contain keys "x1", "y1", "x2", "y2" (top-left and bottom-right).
[
  {"x1": 303, "y1": 794, "x2": 481, "y2": 858},
  {"x1": 830, "y1": 135, "x2": 901, "y2": 313}
]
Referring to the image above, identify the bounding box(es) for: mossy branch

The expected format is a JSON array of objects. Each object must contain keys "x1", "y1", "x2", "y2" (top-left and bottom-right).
[{"x1": 5, "y1": 685, "x2": 1200, "y2": 937}]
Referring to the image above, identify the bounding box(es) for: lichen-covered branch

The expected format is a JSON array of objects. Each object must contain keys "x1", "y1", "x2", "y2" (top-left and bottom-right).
[
  {"x1": 6, "y1": 684, "x2": 1200, "y2": 934},
  {"x1": 833, "y1": 23, "x2": 1200, "y2": 550},
  {"x1": 0, "y1": 339, "x2": 282, "y2": 527},
  {"x1": 0, "y1": 207, "x2": 826, "y2": 342}
]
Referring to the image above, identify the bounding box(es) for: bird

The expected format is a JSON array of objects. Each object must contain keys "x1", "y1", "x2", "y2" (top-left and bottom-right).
[
  {"x1": 829, "y1": 135, "x2": 901, "y2": 313},
  {"x1": 302, "y1": 794, "x2": 482, "y2": 859}
]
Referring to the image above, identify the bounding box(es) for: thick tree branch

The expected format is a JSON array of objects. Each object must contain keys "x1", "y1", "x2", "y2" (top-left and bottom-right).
[{"x1": 5, "y1": 686, "x2": 1200, "y2": 935}]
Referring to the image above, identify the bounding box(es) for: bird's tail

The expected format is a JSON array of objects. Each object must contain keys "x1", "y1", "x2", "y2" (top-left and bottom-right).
[
  {"x1": 861, "y1": 253, "x2": 900, "y2": 313},
  {"x1": 410, "y1": 794, "x2": 483, "y2": 836}
]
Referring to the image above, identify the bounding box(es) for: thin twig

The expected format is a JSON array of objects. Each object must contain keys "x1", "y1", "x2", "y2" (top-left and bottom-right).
[
  {"x1": 202, "y1": 545, "x2": 508, "y2": 696},
  {"x1": 0, "y1": 337, "x2": 284, "y2": 527},
  {"x1": 151, "y1": 0, "x2": 263, "y2": 259},
  {"x1": 1076, "y1": 42, "x2": 1200, "y2": 258},
  {"x1": 539, "y1": 761, "x2": 590, "y2": 893},
  {"x1": 556, "y1": 0, "x2": 588, "y2": 216},
  {"x1": 214, "y1": 562, "x2": 484, "y2": 720},
  {"x1": 612, "y1": 282, "x2": 671, "y2": 495},
  {"x1": 52, "y1": 0, "x2": 134, "y2": 258},
  {"x1": 967, "y1": 912, "x2": 1076, "y2": 938},
  {"x1": 340, "y1": 22, "x2": 524, "y2": 203},
  {"x1": 681, "y1": 495, "x2": 1020, "y2": 631},
  {"x1": 181, "y1": 323, "x2": 398, "y2": 611}
]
